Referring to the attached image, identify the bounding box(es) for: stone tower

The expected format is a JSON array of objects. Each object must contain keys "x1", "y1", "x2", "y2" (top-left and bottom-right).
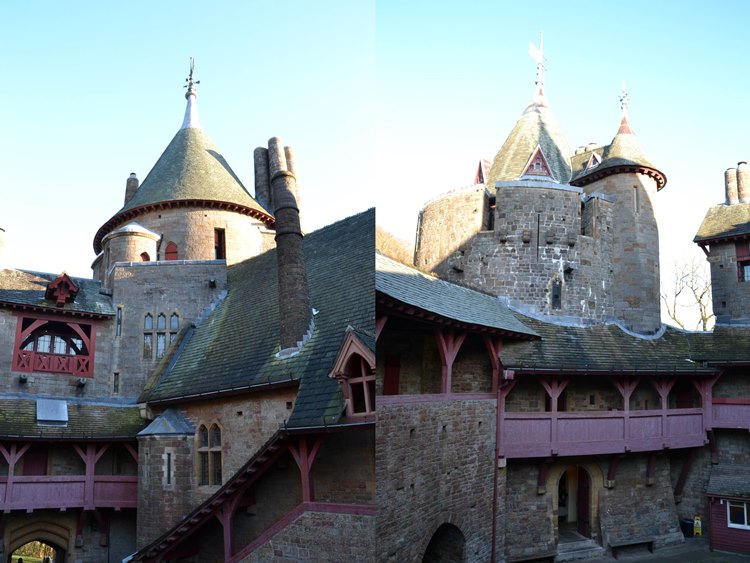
[
  {"x1": 570, "y1": 94, "x2": 666, "y2": 334},
  {"x1": 92, "y1": 64, "x2": 274, "y2": 284},
  {"x1": 695, "y1": 161, "x2": 750, "y2": 324},
  {"x1": 414, "y1": 71, "x2": 666, "y2": 334}
]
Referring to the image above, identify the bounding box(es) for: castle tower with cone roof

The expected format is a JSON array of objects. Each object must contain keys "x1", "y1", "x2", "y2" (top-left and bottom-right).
[
  {"x1": 415, "y1": 64, "x2": 666, "y2": 334},
  {"x1": 92, "y1": 63, "x2": 274, "y2": 284}
]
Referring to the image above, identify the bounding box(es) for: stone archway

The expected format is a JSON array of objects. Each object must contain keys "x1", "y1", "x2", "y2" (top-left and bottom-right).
[
  {"x1": 422, "y1": 523, "x2": 466, "y2": 563},
  {"x1": 6, "y1": 521, "x2": 71, "y2": 563},
  {"x1": 548, "y1": 460, "x2": 605, "y2": 544}
]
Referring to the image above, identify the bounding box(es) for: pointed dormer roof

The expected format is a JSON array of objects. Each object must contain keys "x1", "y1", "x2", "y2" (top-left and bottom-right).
[
  {"x1": 571, "y1": 88, "x2": 666, "y2": 190},
  {"x1": 485, "y1": 48, "x2": 572, "y2": 187},
  {"x1": 93, "y1": 62, "x2": 274, "y2": 254}
]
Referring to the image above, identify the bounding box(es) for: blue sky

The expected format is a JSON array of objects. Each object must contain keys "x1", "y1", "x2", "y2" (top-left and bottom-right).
[
  {"x1": 1, "y1": 1, "x2": 375, "y2": 276},
  {"x1": 2, "y1": 1, "x2": 749, "y2": 326}
]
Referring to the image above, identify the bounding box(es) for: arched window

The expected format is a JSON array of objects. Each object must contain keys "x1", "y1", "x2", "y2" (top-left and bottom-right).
[
  {"x1": 165, "y1": 242, "x2": 178, "y2": 261},
  {"x1": 140, "y1": 252, "x2": 150, "y2": 262},
  {"x1": 197, "y1": 424, "x2": 222, "y2": 486},
  {"x1": 156, "y1": 314, "x2": 167, "y2": 359},
  {"x1": 13, "y1": 318, "x2": 94, "y2": 377},
  {"x1": 169, "y1": 313, "x2": 180, "y2": 343}
]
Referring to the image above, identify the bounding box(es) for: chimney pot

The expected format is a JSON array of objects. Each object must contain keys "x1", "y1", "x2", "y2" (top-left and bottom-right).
[
  {"x1": 726, "y1": 167, "x2": 739, "y2": 205},
  {"x1": 737, "y1": 162, "x2": 750, "y2": 203}
]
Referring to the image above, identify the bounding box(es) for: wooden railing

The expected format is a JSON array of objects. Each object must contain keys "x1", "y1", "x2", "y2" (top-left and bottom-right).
[
  {"x1": 15, "y1": 350, "x2": 92, "y2": 377},
  {"x1": 0, "y1": 475, "x2": 137, "y2": 511},
  {"x1": 712, "y1": 398, "x2": 750, "y2": 430},
  {"x1": 500, "y1": 408, "x2": 706, "y2": 458}
]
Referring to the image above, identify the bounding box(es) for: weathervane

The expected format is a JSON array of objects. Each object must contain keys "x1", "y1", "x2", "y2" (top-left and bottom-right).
[
  {"x1": 619, "y1": 81, "x2": 629, "y2": 114},
  {"x1": 528, "y1": 31, "x2": 546, "y2": 89},
  {"x1": 184, "y1": 57, "x2": 200, "y2": 97}
]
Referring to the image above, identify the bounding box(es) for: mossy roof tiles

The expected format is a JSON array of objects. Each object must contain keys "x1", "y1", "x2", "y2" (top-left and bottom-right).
[
  {"x1": 486, "y1": 94, "x2": 572, "y2": 186},
  {"x1": 376, "y1": 254, "x2": 538, "y2": 338},
  {"x1": 94, "y1": 127, "x2": 272, "y2": 251},
  {"x1": 143, "y1": 209, "x2": 375, "y2": 428},
  {"x1": 0, "y1": 269, "x2": 114, "y2": 316},
  {"x1": 694, "y1": 202, "x2": 750, "y2": 242},
  {"x1": 706, "y1": 464, "x2": 750, "y2": 498},
  {"x1": 0, "y1": 399, "x2": 145, "y2": 439},
  {"x1": 500, "y1": 316, "x2": 750, "y2": 373}
]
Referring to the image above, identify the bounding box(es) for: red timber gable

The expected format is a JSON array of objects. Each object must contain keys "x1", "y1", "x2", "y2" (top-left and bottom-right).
[
  {"x1": 12, "y1": 311, "x2": 98, "y2": 378},
  {"x1": 522, "y1": 145, "x2": 553, "y2": 178},
  {"x1": 329, "y1": 329, "x2": 376, "y2": 418},
  {"x1": 45, "y1": 273, "x2": 80, "y2": 307}
]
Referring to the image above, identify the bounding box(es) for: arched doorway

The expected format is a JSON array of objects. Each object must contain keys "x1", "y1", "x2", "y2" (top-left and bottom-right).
[
  {"x1": 557, "y1": 465, "x2": 592, "y2": 540},
  {"x1": 10, "y1": 540, "x2": 63, "y2": 563},
  {"x1": 7, "y1": 521, "x2": 70, "y2": 563},
  {"x1": 422, "y1": 523, "x2": 466, "y2": 563}
]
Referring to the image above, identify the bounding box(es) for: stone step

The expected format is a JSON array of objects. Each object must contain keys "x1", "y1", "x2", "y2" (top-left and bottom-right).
[{"x1": 555, "y1": 541, "x2": 606, "y2": 562}]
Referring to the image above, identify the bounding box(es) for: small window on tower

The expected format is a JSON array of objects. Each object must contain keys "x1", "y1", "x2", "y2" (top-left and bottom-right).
[
  {"x1": 140, "y1": 252, "x2": 150, "y2": 262},
  {"x1": 165, "y1": 242, "x2": 178, "y2": 261},
  {"x1": 214, "y1": 228, "x2": 226, "y2": 260},
  {"x1": 551, "y1": 280, "x2": 562, "y2": 309}
]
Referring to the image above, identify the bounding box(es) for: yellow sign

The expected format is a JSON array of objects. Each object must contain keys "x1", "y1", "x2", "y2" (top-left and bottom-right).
[{"x1": 693, "y1": 515, "x2": 702, "y2": 537}]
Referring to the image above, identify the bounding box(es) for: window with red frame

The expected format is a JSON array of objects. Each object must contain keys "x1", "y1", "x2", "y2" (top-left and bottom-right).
[{"x1": 13, "y1": 317, "x2": 94, "y2": 377}]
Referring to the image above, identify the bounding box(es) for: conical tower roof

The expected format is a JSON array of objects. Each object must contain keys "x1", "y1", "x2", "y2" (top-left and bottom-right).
[
  {"x1": 485, "y1": 85, "x2": 572, "y2": 186},
  {"x1": 94, "y1": 69, "x2": 273, "y2": 253},
  {"x1": 571, "y1": 98, "x2": 666, "y2": 190}
]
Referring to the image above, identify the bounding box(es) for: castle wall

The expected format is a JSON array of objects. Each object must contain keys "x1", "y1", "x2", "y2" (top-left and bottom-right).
[
  {"x1": 586, "y1": 173, "x2": 661, "y2": 333},
  {"x1": 376, "y1": 399, "x2": 496, "y2": 563},
  {"x1": 239, "y1": 511, "x2": 375, "y2": 563},
  {"x1": 706, "y1": 240, "x2": 750, "y2": 324},
  {"x1": 416, "y1": 182, "x2": 616, "y2": 324},
  {"x1": 109, "y1": 260, "x2": 227, "y2": 398},
  {"x1": 122, "y1": 208, "x2": 267, "y2": 266}
]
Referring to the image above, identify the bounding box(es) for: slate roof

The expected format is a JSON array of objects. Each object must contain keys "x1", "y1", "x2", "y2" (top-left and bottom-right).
[
  {"x1": 93, "y1": 108, "x2": 273, "y2": 253},
  {"x1": 501, "y1": 316, "x2": 720, "y2": 374},
  {"x1": 486, "y1": 90, "x2": 572, "y2": 186},
  {"x1": 572, "y1": 115, "x2": 666, "y2": 190},
  {"x1": 0, "y1": 398, "x2": 145, "y2": 440},
  {"x1": 706, "y1": 464, "x2": 750, "y2": 498},
  {"x1": 376, "y1": 254, "x2": 538, "y2": 338},
  {"x1": 0, "y1": 269, "x2": 114, "y2": 317},
  {"x1": 694, "y1": 202, "x2": 750, "y2": 243},
  {"x1": 142, "y1": 209, "x2": 375, "y2": 428}
]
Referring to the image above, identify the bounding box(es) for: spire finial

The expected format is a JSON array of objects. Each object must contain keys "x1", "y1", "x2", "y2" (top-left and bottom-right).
[
  {"x1": 528, "y1": 31, "x2": 545, "y2": 92},
  {"x1": 619, "y1": 81, "x2": 629, "y2": 115},
  {"x1": 181, "y1": 57, "x2": 202, "y2": 129},
  {"x1": 184, "y1": 57, "x2": 200, "y2": 99}
]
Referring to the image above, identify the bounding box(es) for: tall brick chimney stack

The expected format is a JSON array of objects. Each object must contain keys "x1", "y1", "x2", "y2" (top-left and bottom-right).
[
  {"x1": 725, "y1": 167, "x2": 739, "y2": 205},
  {"x1": 124, "y1": 173, "x2": 139, "y2": 205},
  {"x1": 265, "y1": 137, "x2": 312, "y2": 353},
  {"x1": 253, "y1": 147, "x2": 271, "y2": 210},
  {"x1": 737, "y1": 161, "x2": 750, "y2": 203},
  {"x1": 0, "y1": 226, "x2": 6, "y2": 269}
]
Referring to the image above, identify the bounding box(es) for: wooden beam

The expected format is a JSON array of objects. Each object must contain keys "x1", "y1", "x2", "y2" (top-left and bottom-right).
[
  {"x1": 484, "y1": 336, "x2": 503, "y2": 394},
  {"x1": 646, "y1": 453, "x2": 657, "y2": 486},
  {"x1": 674, "y1": 449, "x2": 697, "y2": 503},
  {"x1": 375, "y1": 315, "x2": 388, "y2": 341},
  {"x1": 434, "y1": 329, "x2": 466, "y2": 394},
  {"x1": 288, "y1": 436, "x2": 325, "y2": 503}
]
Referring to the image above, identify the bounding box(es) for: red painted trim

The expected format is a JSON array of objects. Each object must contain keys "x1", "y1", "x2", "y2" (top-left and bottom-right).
[
  {"x1": 375, "y1": 315, "x2": 388, "y2": 341},
  {"x1": 228, "y1": 502, "x2": 375, "y2": 563},
  {"x1": 435, "y1": 329, "x2": 466, "y2": 393},
  {"x1": 94, "y1": 199, "x2": 275, "y2": 254},
  {"x1": 2, "y1": 303, "x2": 112, "y2": 320},
  {"x1": 713, "y1": 397, "x2": 750, "y2": 405}
]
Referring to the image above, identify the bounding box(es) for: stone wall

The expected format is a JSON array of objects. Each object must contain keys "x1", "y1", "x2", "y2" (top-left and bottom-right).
[
  {"x1": 586, "y1": 173, "x2": 661, "y2": 334},
  {"x1": 109, "y1": 260, "x2": 227, "y2": 398},
  {"x1": 708, "y1": 242, "x2": 750, "y2": 324},
  {"x1": 416, "y1": 181, "x2": 615, "y2": 325},
  {"x1": 599, "y1": 454, "x2": 682, "y2": 549},
  {"x1": 504, "y1": 459, "x2": 555, "y2": 559},
  {"x1": 376, "y1": 399, "x2": 496, "y2": 562},
  {"x1": 240, "y1": 511, "x2": 375, "y2": 563}
]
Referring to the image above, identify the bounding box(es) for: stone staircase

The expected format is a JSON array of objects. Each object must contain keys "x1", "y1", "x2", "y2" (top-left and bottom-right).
[{"x1": 555, "y1": 537, "x2": 606, "y2": 561}]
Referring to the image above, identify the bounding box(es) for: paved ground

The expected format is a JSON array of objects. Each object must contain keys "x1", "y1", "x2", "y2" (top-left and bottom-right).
[{"x1": 593, "y1": 537, "x2": 750, "y2": 562}]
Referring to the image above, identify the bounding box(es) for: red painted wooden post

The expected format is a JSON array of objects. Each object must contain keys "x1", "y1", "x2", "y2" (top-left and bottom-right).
[
  {"x1": 646, "y1": 453, "x2": 657, "y2": 485},
  {"x1": 375, "y1": 315, "x2": 388, "y2": 341},
  {"x1": 674, "y1": 448, "x2": 697, "y2": 502},
  {"x1": 650, "y1": 378, "x2": 675, "y2": 444},
  {"x1": 484, "y1": 336, "x2": 503, "y2": 394},
  {"x1": 288, "y1": 436, "x2": 325, "y2": 503},
  {"x1": 497, "y1": 380, "x2": 517, "y2": 458},
  {"x1": 92, "y1": 509, "x2": 109, "y2": 546},
  {"x1": 613, "y1": 377, "x2": 639, "y2": 449},
  {"x1": 76, "y1": 509, "x2": 86, "y2": 547},
  {"x1": 124, "y1": 442, "x2": 139, "y2": 463},
  {"x1": 434, "y1": 329, "x2": 466, "y2": 394},
  {"x1": 538, "y1": 376, "x2": 569, "y2": 455},
  {"x1": 74, "y1": 444, "x2": 110, "y2": 509},
  {"x1": 0, "y1": 442, "x2": 30, "y2": 511},
  {"x1": 691, "y1": 374, "x2": 719, "y2": 430}
]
